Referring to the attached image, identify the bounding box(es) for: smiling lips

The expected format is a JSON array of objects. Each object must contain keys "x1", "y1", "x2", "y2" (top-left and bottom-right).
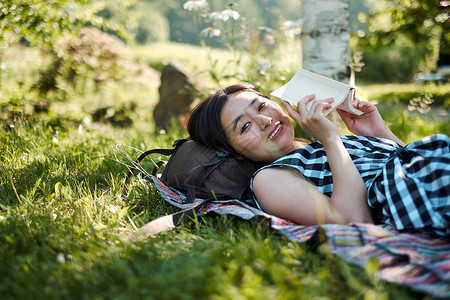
[{"x1": 269, "y1": 122, "x2": 282, "y2": 140}]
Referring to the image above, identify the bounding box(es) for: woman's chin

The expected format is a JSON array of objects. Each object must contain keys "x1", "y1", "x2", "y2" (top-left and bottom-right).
[{"x1": 275, "y1": 131, "x2": 296, "y2": 154}]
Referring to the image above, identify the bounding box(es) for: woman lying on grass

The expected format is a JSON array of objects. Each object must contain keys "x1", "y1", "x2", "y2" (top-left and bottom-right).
[{"x1": 187, "y1": 84, "x2": 450, "y2": 239}]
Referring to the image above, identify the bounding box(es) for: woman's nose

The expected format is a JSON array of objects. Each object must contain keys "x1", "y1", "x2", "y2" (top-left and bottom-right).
[{"x1": 255, "y1": 114, "x2": 272, "y2": 130}]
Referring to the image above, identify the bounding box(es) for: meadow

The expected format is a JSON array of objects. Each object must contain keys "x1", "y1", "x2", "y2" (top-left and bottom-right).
[{"x1": 0, "y1": 42, "x2": 449, "y2": 299}]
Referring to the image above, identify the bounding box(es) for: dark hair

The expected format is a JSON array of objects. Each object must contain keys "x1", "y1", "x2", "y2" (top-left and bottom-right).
[{"x1": 186, "y1": 83, "x2": 268, "y2": 153}]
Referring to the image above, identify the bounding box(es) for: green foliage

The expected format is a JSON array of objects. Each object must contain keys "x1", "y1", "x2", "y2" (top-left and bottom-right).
[
  {"x1": 134, "y1": 8, "x2": 170, "y2": 44},
  {"x1": 353, "y1": 37, "x2": 435, "y2": 82},
  {"x1": 0, "y1": 0, "x2": 89, "y2": 48},
  {"x1": 0, "y1": 0, "x2": 132, "y2": 49},
  {"x1": 97, "y1": 0, "x2": 170, "y2": 45},
  {"x1": 373, "y1": 105, "x2": 449, "y2": 143},
  {"x1": 0, "y1": 45, "x2": 159, "y2": 131},
  {"x1": 0, "y1": 0, "x2": 135, "y2": 93},
  {"x1": 33, "y1": 27, "x2": 127, "y2": 99},
  {"x1": 354, "y1": 0, "x2": 448, "y2": 81},
  {"x1": 359, "y1": 0, "x2": 447, "y2": 47},
  {"x1": 177, "y1": 1, "x2": 304, "y2": 88}
]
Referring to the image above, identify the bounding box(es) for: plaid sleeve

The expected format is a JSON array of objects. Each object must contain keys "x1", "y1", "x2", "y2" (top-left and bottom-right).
[{"x1": 368, "y1": 134, "x2": 450, "y2": 238}]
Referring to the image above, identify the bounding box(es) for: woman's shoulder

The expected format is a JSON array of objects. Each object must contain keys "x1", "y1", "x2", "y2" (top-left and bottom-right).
[{"x1": 252, "y1": 166, "x2": 305, "y2": 194}]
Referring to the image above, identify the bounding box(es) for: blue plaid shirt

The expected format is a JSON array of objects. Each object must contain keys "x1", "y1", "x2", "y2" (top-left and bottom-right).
[{"x1": 251, "y1": 134, "x2": 450, "y2": 239}]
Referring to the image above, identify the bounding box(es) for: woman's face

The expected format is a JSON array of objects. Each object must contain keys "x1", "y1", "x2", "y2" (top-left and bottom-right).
[{"x1": 220, "y1": 91, "x2": 296, "y2": 161}]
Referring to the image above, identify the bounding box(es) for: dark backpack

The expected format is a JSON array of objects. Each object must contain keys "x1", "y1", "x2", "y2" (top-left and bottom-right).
[
  {"x1": 123, "y1": 138, "x2": 263, "y2": 237},
  {"x1": 123, "y1": 138, "x2": 261, "y2": 206}
]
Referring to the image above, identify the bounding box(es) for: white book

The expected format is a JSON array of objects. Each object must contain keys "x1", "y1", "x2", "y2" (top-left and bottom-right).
[{"x1": 270, "y1": 68, "x2": 363, "y2": 116}]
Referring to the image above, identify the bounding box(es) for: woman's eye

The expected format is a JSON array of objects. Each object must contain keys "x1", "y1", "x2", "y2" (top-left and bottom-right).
[
  {"x1": 241, "y1": 122, "x2": 250, "y2": 133},
  {"x1": 258, "y1": 102, "x2": 266, "y2": 111}
]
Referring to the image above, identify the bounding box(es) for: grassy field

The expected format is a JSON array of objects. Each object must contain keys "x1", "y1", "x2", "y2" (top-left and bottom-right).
[{"x1": 1, "y1": 42, "x2": 448, "y2": 299}]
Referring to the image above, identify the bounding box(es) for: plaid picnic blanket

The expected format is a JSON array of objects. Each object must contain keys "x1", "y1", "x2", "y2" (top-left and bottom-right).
[{"x1": 150, "y1": 176, "x2": 450, "y2": 298}]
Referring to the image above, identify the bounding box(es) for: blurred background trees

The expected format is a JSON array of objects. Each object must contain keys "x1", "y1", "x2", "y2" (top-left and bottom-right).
[
  {"x1": 354, "y1": 0, "x2": 449, "y2": 82},
  {"x1": 1, "y1": 0, "x2": 448, "y2": 87},
  {"x1": 0, "y1": 0, "x2": 132, "y2": 91},
  {"x1": 0, "y1": 0, "x2": 448, "y2": 144}
]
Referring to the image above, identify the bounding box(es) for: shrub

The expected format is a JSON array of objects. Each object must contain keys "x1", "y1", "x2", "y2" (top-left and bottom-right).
[
  {"x1": 33, "y1": 27, "x2": 126, "y2": 98},
  {"x1": 356, "y1": 44, "x2": 432, "y2": 83},
  {"x1": 135, "y1": 9, "x2": 170, "y2": 44}
]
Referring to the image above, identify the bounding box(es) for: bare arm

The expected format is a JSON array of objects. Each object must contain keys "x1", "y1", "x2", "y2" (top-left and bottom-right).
[
  {"x1": 337, "y1": 100, "x2": 406, "y2": 146},
  {"x1": 253, "y1": 167, "x2": 373, "y2": 225},
  {"x1": 321, "y1": 133, "x2": 373, "y2": 223},
  {"x1": 253, "y1": 168, "x2": 343, "y2": 224}
]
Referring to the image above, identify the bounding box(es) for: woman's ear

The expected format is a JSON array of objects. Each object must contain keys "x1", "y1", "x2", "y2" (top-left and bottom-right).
[{"x1": 269, "y1": 100, "x2": 283, "y2": 111}]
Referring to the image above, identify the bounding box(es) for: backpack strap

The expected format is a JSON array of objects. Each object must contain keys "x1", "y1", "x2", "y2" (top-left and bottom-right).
[
  {"x1": 122, "y1": 148, "x2": 175, "y2": 195},
  {"x1": 133, "y1": 199, "x2": 212, "y2": 237},
  {"x1": 122, "y1": 138, "x2": 189, "y2": 195}
]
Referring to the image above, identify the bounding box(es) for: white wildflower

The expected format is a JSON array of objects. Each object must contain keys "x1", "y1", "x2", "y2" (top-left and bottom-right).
[
  {"x1": 285, "y1": 18, "x2": 303, "y2": 29},
  {"x1": 210, "y1": 9, "x2": 240, "y2": 21},
  {"x1": 201, "y1": 27, "x2": 221, "y2": 37},
  {"x1": 284, "y1": 20, "x2": 293, "y2": 28},
  {"x1": 183, "y1": 0, "x2": 208, "y2": 11},
  {"x1": 221, "y1": 9, "x2": 240, "y2": 21},
  {"x1": 209, "y1": 11, "x2": 222, "y2": 20},
  {"x1": 284, "y1": 18, "x2": 303, "y2": 37}
]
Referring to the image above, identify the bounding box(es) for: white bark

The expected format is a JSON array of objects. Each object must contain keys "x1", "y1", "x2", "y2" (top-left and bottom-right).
[{"x1": 301, "y1": 0, "x2": 352, "y2": 84}]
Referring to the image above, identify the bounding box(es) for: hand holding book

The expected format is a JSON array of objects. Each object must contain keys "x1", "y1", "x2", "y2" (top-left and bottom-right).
[{"x1": 270, "y1": 68, "x2": 363, "y2": 116}]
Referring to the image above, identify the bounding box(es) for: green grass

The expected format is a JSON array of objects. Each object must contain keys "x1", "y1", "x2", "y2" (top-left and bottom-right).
[
  {"x1": 3, "y1": 119, "x2": 421, "y2": 300},
  {"x1": 0, "y1": 42, "x2": 447, "y2": 299}
]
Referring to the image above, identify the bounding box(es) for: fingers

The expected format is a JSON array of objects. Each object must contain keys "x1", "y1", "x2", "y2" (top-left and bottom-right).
[
  {"x1": 283, "y1": 100, "x2": 302, "y2": 124},
  {"x1": 283, "y1": 94, "x2": 316, "y2": 124},
  {"x1": 284, "y1": 97, "x2": 335, "y2": 134},
  {"x1": 297, "y1": 94, "x2": 333, "y2": 114},
  {"x1": 352, "y1": 94, "x2": 372, "y2": 110},
  {"x1": 353, "y1": 93, "x2": 362, "y2": 107},
  {"x1": 284, "y1": 96, "x2": 340, "y2": 140},
  {"x1": 297, "y1": 94, "x2": 316, "y2": 117},
  {"x1": 284, "y1": 95, "x2": 334, "y2": 122},
  {"x1": 354, "y1": 100, "x2": 377, "y2": 113},
  {"x1": 308, "y1": 97, "x2": 333, "y2": 115}
]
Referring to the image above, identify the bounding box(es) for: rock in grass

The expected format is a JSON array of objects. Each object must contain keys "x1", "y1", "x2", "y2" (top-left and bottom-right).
[{"x1": 153, "y1": 60, "x2": 205, "y2": 130}]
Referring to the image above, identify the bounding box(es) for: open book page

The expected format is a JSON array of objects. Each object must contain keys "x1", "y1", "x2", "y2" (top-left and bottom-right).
[{"x1": 270, "y1": 68, "x2": 363, "y2": 116}]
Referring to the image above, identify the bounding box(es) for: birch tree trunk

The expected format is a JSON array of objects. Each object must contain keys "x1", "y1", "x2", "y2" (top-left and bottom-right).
[{"x1": 302, "y1": 0, "x2": 352, "y2": 84}]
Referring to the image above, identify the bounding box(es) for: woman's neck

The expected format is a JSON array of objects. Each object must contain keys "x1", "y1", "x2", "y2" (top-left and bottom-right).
[
  {"x1": 294, "y1": 139, "x2": 310, "y2": 149},
  {"x1": 282, "y1": 139, "x2": 308, "y2": 155}
]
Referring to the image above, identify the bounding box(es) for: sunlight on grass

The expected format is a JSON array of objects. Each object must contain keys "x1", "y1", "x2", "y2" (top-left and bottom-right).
[{"x1": 0, "y1": 42, "x2": 445, "y2": 299}]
